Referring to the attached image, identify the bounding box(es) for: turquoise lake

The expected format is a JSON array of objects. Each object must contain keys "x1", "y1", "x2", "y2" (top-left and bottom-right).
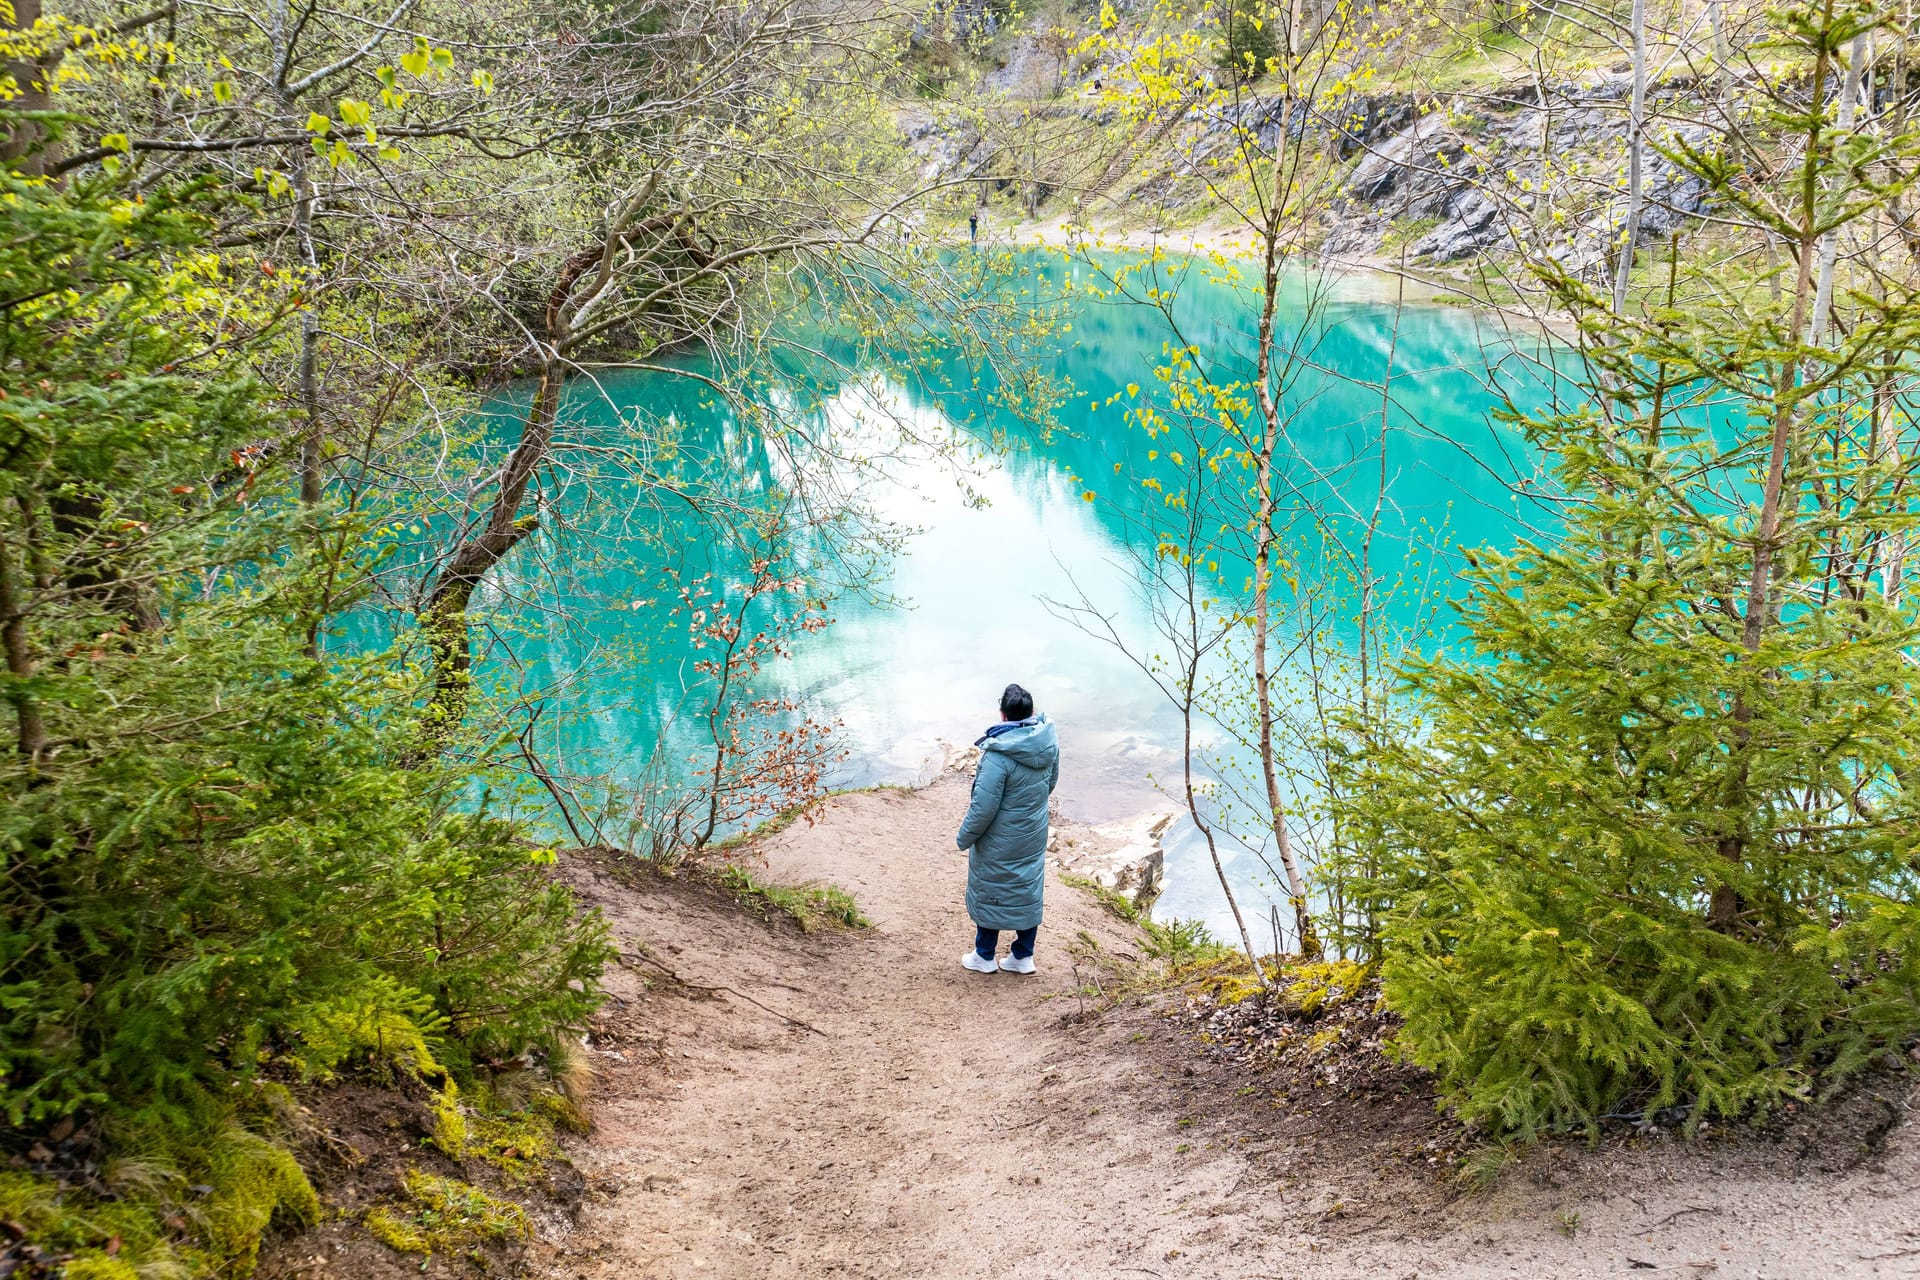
[{"x1": 473, "y1": 253, "x2": 1562, "y2": 946}]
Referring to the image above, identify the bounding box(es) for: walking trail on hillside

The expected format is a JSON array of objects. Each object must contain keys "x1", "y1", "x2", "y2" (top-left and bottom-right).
[{"x1": 540, "y1": 767, "x2": 1920, "y2": 1280}]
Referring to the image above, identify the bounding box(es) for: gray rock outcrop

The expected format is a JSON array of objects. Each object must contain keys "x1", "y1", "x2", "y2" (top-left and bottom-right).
[
  {"x1": 1343, "y1": 112, "x2": 1463, "y2": 205},
  {"x1": 1412, "y1": 188, "x2": 1508, "y2": 262}
]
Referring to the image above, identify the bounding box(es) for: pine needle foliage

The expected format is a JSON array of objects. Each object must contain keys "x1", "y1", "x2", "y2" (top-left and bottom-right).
[
  {"x1": 1331, "y1": 0, "x2": 1920, "y2": 1137},
  {"x1": 0, "y1": 133, "x2": 612, "y2": 1270}
]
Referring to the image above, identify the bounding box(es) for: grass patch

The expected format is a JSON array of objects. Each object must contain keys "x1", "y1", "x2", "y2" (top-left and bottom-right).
[
  {"x1": 1061, "y1": 871, "x2": 1145, "y2": 925},
  {"x1": 1455, "y1": 1141, "x2": 1522, "y2": 1192},
  {"x1": 1063, "y1": 871, "x2": 1231, "y2": 968},
  {"x1": 364, "y1": 1170, "x2": 530, "y2": 1256},
  {"x1": 1062, "y1": 875, "x2": 1245, "y2": 1008},
  {"x1": 1066, "y1": 871, "x2": 1377, "y2": 1013},
  {"x1": 713, "y1": 864, "x2": 871, "y2": 932},
  {"x1": 1429, "y1": 274, "x2": 1525, "y2": 310}
]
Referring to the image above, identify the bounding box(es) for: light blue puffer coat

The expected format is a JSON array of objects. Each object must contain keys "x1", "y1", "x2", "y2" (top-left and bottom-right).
[{"x1": 955, "y1": 714, "x2": 1060, "y2": 931}]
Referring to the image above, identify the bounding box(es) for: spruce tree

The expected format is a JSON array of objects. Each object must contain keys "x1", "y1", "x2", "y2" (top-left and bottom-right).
[{"x1": 1333, "y1": 0, "x2": 1920, "y2": 1135}]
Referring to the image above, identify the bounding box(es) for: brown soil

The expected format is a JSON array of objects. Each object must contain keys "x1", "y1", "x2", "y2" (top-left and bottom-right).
[{"x1": 519, "y1": 770, "x2": 1920, "y2": 1280}]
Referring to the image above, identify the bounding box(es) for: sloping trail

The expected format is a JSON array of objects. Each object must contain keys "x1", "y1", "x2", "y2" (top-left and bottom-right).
[
  {"x1": 550, "y1": 772, "x2": 1265, "y2": 1278},
  {"x1": 545, "y1": 772, "x2": 1920, "y2": 1280}
]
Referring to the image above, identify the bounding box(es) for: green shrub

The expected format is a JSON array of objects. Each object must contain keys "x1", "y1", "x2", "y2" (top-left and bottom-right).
[
  {"x1": 0, "y1": 136, "x2": 613, "y2": 1275},
  {"x1": 286, "y1": 977, "x2": 450, "y2": 1084},
  {"x1": 1141, "y1": 917, "x2": 1234, "y2": 967},
  {"x1": 0, "y1": 642, "x2": 613, "y2": 1122},
  {"x1": 1334, "y1": 440, "x2": 1920, "y2": 1133},
  {"x1": 1327, "y1": 48, "x2": 1920, "y2": 1138},
  {"x1": 1060, "y1": 872, "x2": 1145, "y2": 925},
  {"x1": 0, "y1": 160, "x2": 612, "y2": 1131}
]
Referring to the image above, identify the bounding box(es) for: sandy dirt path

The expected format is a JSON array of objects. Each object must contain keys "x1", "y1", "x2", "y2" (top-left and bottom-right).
[{"x1": 543, "y1": 773, "x2": 1920, "y2": 1280}]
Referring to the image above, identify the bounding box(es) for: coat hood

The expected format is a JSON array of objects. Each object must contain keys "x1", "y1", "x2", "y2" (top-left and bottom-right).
[{"x1": 977, "y1": 713, "x2": 1058, "y2": 770}]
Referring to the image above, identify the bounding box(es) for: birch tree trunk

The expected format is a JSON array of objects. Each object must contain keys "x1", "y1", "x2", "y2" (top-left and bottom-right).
[
  {"x1": 1249, "y1": 96, "x2": 1321, "y2": 958},
  {"x1": 1809, "y1": 29, "x2": 1869, "y2": 349},
  {"x1": 1612, "y1": 0, "x2": 1648, "y2": 315}
]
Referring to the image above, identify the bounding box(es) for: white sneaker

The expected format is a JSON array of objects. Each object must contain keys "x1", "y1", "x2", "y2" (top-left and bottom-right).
[
  {"x1": 999, "y1": 954, "x2": 1037, "y2": 975},
  {"x1": 961, "y1": 951, "x2": 999, "y2": 974}
]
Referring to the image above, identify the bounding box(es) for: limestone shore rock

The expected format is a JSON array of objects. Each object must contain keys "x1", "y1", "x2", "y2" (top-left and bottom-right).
[{"x1": 1050, "y1": 807, "x2": 1176, "y2": 916}]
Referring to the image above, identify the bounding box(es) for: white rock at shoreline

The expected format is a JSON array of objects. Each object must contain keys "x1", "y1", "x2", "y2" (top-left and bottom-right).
[{"x1": 1050, "y1": 807, "x2": 1176, "y2": 916}]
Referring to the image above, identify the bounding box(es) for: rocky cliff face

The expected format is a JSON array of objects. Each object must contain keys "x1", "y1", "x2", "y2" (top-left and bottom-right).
[
  {"x1": 1178, "y1": 80, "x2": 1716, "y2": 274},
  {"x1": 904, "y1": 61, "x2": 1723, "y2": 276}
]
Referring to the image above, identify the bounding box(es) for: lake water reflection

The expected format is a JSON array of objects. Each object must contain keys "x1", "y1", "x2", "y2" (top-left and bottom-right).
[{"x1": 497, "y1": 255, "x2": 1559, "y2": 945}]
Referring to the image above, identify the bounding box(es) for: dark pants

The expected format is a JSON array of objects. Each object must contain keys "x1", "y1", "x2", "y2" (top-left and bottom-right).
[{"x1": 975, "y1": 926, "x2": 1037, "y2": 961}]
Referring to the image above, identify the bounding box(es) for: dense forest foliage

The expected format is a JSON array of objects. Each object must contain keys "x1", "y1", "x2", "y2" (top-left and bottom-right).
[{"x1": 1, "y1": 133, "x2": 615, "y2": 1280}]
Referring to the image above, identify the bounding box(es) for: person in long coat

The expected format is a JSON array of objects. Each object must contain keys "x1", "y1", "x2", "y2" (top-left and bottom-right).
[{"x1": 955, "y1": 682, "x2": 1059, "y2": 975}]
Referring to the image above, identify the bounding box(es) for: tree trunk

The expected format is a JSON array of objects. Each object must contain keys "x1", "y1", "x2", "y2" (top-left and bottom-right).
[
  {"x1": 415, "y1": 358, "x2": 559, "y2": 749},
  {"x1": 412, "y1": 232, "x2": 607, "y2": 756},
  {"x1": 691, "y1": 603, "x2": 749, "y2": 851},
  {"x1": 1711, "y1": 16, "x2": 1830, "y2": 931},
  {"x1": 1611, "y1": 0, "x2": 1648, "y2": 315},
  {"x1": 0, "y1": 529, "x2": 47, "y2": 763},
  {"x1": 2, "y1": 0, "x2": 55, "y2": 178},
  {"x1": 1809, "y1": 30, "x2": 1869, "y2": 350},
  {"x1": 291, "y1": 148, "x2": 327, "y2": 505},
  {"x1": 262, "y1": 0, "x2": 328, "y2": 504},
  {"x1": 1248, "y1": 132, "x2": 1321, "y2": 958}
]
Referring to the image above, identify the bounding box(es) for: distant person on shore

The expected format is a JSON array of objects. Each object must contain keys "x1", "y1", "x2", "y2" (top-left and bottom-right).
[
  {"x1": 955, "y1": 683, "x2": 1059, "y2": 975},
  {"x1": 968, "y1": 209, "x2": 979, "y2": 243}
]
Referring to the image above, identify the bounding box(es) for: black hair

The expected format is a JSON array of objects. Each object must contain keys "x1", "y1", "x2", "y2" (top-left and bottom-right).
[{"x1": 1000, "y1": 682, "x2": 1034, "y2": 721}]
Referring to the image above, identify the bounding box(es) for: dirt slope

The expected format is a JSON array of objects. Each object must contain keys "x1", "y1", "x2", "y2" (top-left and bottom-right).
[{"x1": 539, "y1": 771, "x2": 1920, "y2": 1280}]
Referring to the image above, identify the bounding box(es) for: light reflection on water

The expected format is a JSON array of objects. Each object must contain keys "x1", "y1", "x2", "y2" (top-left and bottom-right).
[{"x1": 498, "y1": 257, "x2": 1558, "y2": 945}]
